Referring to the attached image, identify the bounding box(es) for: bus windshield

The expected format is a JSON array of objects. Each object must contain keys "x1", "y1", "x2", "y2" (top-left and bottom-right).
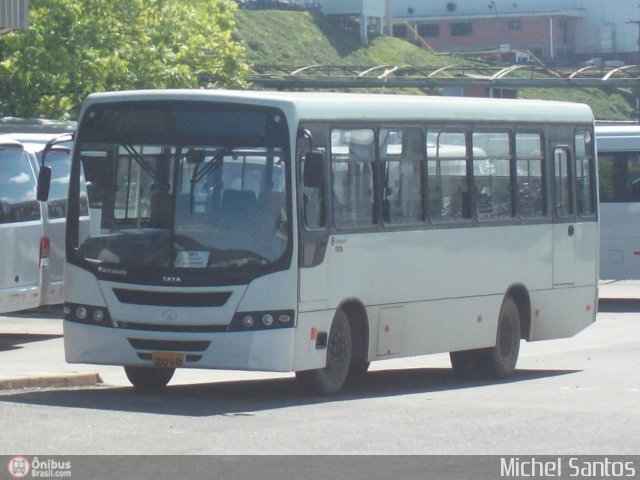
[{"x1": 68, "y1": 101, "x2": 290, "y2": 277}]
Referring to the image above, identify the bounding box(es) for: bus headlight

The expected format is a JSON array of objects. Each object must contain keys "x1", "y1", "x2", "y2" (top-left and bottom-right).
[
  {"x1": 64, "y1": 303, "x2": 112, "y2": 328},
  {"x1": 92, "y1": 309, "x2": 105, "y2": 322},
  {"x1": 229, "y1": 310, "x2": 295, "y2": 331},
  {"x1": 242, "y1": 315, "x2": 255, "y2": 328}
]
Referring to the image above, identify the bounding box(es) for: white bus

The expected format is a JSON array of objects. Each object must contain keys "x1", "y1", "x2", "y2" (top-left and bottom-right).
[
  {"x1": 595, "y1": 122, "x2": 640, "y2": 280},
  {"x1": 40, "y1": 90, "x2": 599, "y2": 393}
]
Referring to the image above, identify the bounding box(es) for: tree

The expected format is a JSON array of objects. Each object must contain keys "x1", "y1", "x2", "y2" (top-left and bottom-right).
[{"x1": 0, "y1": 0, "x2": 248, "y2": 119}]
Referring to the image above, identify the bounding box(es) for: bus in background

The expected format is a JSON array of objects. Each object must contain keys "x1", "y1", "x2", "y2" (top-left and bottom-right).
[
  {"x1": 0, "y1": 117, "x2": 80, "y2": 311},
  {"x1": 42, "y1": 90, "x2": 598, "y2": 394},
  {"x1": 596, "y1": 122, "x2": 640, "y2": 280}
]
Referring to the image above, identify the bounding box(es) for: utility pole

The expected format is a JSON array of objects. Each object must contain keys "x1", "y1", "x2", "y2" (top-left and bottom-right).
[
  {"x1": 488, "y1": 0, "x2": 501, "y2": 63},
  {"x1": 627, "y1": 19, "x2": 640, "y2": 122}
]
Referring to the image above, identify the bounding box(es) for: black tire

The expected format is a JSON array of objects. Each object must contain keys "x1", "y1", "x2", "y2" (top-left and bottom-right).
[
  {"x1": 449, "y1": 297, "x2": 521, "y2": 379},
  {"x1": 347, "y1": 358, "x2": 370, "y2": 384},
  {"x1": 484, "y1": 297, "x2": 521, "y2": 378},
  {"x1": 296, "y1": 309, "x2": 352, "y2": 395},
  {"x1": 124, "y1": 366, "x2": 175, "y2": 390},
  {"x1": 449, "y1": 349, "x2": 482, "y2": 378}
]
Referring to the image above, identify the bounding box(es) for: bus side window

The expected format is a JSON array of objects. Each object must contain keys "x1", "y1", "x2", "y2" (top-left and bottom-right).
[
  {"x1": 554, "y1": 147, "x2": 573, "y2": 217},
  {"x1": 516, "y1": 132, "x2": 545, "y2": 218},
  {"x1": 473, "y1": 131, "x2": 513, "y2": 221},
  {"x1": 575, "y1": 129, "x2": 596, "y2": 216},
  {"x1": 427, "y1": 130, "x2": 471, "y2": 222},
  {"x1": 331, "y1": 129, "x2": 376, "y2": 228},
  {"x1": 300, "y1": 150, "x2": 326, "y2": 229},
  {"x1": 379, "y1": 127, "x2": 424, "y2": 225}
]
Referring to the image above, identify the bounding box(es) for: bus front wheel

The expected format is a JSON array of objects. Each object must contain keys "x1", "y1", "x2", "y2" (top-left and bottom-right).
[
  {"x1": 296, "y1": 309, "x2": 352, "y2": 395},
  {"x1": 124, "y1": 366, "x2": 175, "y2": 390}
]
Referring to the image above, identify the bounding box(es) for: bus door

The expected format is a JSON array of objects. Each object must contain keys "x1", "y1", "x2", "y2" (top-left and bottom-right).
[
  {"x1": 297, "y1": 125, "x2": 330, "y2": 312},
  {"x1": 551, "y1": 144, "x2": 577, "y2": 286}
]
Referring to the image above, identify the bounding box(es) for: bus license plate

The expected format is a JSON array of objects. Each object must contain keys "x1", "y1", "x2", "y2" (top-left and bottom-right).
[{"x1": 151, "y1": 352, "x2": 184, "y2": 368}]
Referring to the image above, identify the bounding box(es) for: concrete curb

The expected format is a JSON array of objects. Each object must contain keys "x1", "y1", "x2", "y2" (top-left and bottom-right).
[{"x1": 0, "y1": 372, "x2": 103, "y2": 390}]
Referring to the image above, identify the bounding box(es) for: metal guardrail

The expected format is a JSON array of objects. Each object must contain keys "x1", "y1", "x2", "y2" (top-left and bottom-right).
[{"x1": 239, "y1": 64, "x2": 640, "y2": 90}]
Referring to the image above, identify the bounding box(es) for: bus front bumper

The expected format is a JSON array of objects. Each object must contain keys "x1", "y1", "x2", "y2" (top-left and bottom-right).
[{"x1": 63, "y1": 320, "x2": 296, "y2": 372}]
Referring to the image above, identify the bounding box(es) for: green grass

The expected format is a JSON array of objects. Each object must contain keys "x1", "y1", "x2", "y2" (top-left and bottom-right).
[{"x1": 234, "y1": 10, "x2": 637, "y2": 120}]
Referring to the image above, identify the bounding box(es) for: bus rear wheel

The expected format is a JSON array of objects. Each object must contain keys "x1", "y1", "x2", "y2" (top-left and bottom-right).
[
  {"x1": 296, "y1": 309, "x2": 352, "y2": 395},
  {"x1": 124, "y1": 366, "x2": 175, "y2": 390},
  {"x1": 484, "y1": 297, "x2": 521, "y2": 378},
  {"x1": 450, "y1": 297, "x2": 521, "y2": 379}
]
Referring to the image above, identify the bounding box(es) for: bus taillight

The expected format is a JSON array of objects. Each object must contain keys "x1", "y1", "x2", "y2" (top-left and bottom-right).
[{"x1": 40, "y1": 236, "x2": 51, "y2": 267}]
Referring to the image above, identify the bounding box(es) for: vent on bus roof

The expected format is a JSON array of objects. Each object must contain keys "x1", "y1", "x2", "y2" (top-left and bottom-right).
[{"x1": 113, "y1": 288, "x2": 231, "y2": 307}]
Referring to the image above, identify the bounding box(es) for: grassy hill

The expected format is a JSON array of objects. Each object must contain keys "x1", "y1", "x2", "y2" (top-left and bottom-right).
[{"x1": 234, "y1": 10, "x2": 636, "y2": 121}]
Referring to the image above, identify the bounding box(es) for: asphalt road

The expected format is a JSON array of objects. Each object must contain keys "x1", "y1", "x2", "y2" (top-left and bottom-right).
[{"x1": 0, "y1": 301, "x2": 638, "y2": 459}]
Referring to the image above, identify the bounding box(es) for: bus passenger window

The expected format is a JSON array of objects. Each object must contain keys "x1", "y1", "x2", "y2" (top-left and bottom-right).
[
  {"x1": 379, "y1": 127, "x2": 424, "y2": 225},
  {"x1": 300, "y1": 150, "x2": 326, "y2": 229},
  {"x1": 427, "y1": 130, "x2": 471, "y2": 222},
  {"x1": 575, "y1": 129, "x2": 595, "y2": 216},
  {"x1": 331, "y1": 129, "x2": 376, "y2": 228},
  {"x1": 473, "y1": 131, "x2": 513, "y2": 221},
  {"x1": 598, "y1": 152, "x2": 640, "y2": 202},
  {"x1": 516, "y1": 133, "x2": 545, "y2": 218},
  {"x1": 554, "y1": 147, "x2": 573, "y2": 217}
]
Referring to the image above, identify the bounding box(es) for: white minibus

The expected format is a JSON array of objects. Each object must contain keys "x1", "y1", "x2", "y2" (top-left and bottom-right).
[{"x1": 41, "y1": 90, "x2": 599, "y2": 394}]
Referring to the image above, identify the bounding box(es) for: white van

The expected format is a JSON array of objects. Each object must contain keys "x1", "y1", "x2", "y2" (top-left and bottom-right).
[
  {"x1": 0, "y1": 139, "x2": 45, "y2": 313},
  {"x1": 1, "y1": 132, "x2": 90, "y2": 308},
  {"x1": 0, "y1": 118, "x2": 81, "y2": 312}
]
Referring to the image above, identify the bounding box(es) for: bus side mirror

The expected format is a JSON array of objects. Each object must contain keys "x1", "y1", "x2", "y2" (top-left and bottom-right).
[
  {"x1": 303, "y1": 152, "x2": 325, "y2": 188},
  {"x1": 37, "y1": 166, "x2": 52, "y2": 202}
]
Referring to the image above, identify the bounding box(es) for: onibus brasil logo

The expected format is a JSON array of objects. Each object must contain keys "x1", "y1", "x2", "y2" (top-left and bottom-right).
[
  {"x1": 7, "y1": 456, "x2": 30, "y2": 479},
  {"x1": 7, "y1": 456, "x2": 72, "y2": 478}
]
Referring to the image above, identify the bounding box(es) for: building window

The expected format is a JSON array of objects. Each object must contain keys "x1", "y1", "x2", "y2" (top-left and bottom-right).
[
  {"x1": 418, "y1": 24, "x2": 440, "y2": 37},
  {"x1": 508, "y1": 20, "x2": 522, "y2": 31},
  {"x1": 393, "y1": 24, "x2": 408, "y2": 38},
  {"x1": 451, "y1": 22, "x2": 473, "y2": 36}
]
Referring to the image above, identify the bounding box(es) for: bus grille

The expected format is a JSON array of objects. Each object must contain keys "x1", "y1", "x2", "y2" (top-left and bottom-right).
[
  {"x1": 127, "y1": 339, "x2": 210, "y2": 352},
  {"x1": 118, "y1": 321, "x2": 228, "y2": 333},
  {"x1": 113, "y1": 288, "x2": 231, "y2": 307}
]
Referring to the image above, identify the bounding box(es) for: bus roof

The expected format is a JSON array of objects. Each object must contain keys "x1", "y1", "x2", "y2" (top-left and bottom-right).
[
  {"x1": 0, "y1": 132, "x2": 72, "y2": 154},
  {"x1": 83, "y1": 90, "x2": 595, "y2": 125},
  {"x1": 595, "y1": 122, "x2": 640, "y2": 150}
]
